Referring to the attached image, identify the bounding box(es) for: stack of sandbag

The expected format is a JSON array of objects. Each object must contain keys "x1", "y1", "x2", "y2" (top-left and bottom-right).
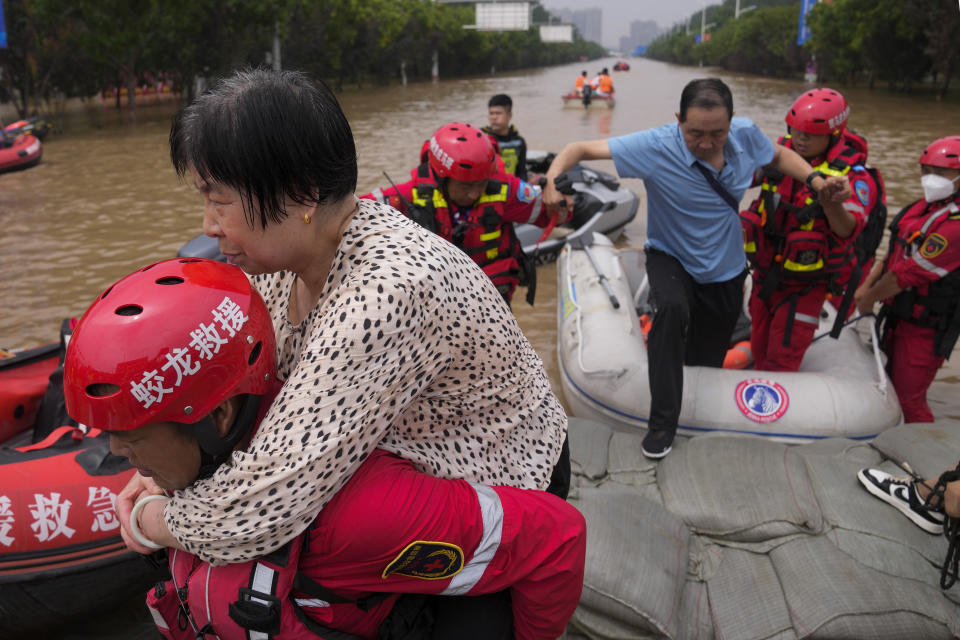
[{"x1": 563, "y1": 417, "x2": 960, "y2": 640}]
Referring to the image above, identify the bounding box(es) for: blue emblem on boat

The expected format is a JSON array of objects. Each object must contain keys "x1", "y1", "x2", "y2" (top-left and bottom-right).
[{"x1": 735, "y1": 379, "x2": 790, "y2": 423}]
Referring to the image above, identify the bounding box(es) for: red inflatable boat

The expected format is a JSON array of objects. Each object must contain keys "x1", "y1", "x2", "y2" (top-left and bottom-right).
[
  {"x1": 0, "y1": 133, "x2": 43, "y2": 175},
  {"x1": 3, "y1": 116, "x2": 52, "y2": 141},
  {"x1": 0, "y1": 326, "x2": 167, "y2": 635}
]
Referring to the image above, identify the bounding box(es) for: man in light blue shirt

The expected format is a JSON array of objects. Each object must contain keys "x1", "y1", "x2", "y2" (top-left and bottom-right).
[{"x1": 544, "y1": 78, "x2": 850, "y2": 458}]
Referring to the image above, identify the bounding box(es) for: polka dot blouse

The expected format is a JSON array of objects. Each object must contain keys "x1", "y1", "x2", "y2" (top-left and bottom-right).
[{"x1": 164, "y1": 199, "x2": 567, "y2": 564}]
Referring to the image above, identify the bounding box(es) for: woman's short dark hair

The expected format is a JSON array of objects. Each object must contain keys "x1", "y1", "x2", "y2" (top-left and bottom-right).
[
  {"x1": 170, "y1": 68, "x2": 358, "y2": 229},
  {"x1": 679, "y1": 78, "x2": 734, "y2": 122}
]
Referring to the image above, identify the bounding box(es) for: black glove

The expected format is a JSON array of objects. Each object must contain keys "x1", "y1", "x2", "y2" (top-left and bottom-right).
[{"x1": 553, "y1": 171, "x2": 576, "y2": 196}]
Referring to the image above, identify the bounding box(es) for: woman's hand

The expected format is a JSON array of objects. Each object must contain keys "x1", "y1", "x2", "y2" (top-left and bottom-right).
[{"x1": 115, "y1": 471, "x2": 165, "y2": 554}]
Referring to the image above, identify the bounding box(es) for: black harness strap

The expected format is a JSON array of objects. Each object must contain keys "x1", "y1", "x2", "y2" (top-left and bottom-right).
[
  {"x1": 829, "y1": 263, "x2": 861, "y2": 339},
  {"x1": 936, "y1": 300, "x2": 960, "y2": 359},
  {"x1": 918, "y1": 462, "x2": 960, "y2": 589},
  {"x1": 293, "y1": 572, "x2": 391, "y2": 612},
  {"x1": 886, "y1": 455, "x2": 960, "y2": 591}
]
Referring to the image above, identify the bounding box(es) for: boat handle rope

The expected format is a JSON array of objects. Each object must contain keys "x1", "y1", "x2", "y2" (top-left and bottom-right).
[
  {"x1": 867, "y1": 315, "x2": 889, "y2": 396},
  {"x1": 811, "y1": 312, "x2": 889, "y2": 396},
  {"x1": 563, "y1": 248, "x2": 627, "y2": 377}
]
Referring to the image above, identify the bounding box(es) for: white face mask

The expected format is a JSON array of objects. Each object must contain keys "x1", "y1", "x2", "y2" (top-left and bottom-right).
[{"x1": 921, "y1": 173, "x2": 960, "y2": 202}]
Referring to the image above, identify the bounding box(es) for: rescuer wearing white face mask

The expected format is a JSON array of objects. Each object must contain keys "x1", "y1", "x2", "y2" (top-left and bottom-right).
[{"x1": 855, "y1": 136, "x2": 960, "y2": 423}]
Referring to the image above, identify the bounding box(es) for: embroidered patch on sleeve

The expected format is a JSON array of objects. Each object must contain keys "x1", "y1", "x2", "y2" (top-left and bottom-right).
[
  {"x1": 382, "y1": 541, "x2": 465, "y2": 580},
  {"x1": 516, "y1": 180, "x2": 537, "y2": 204},
  {"x1": 854, "y1": 179, "x2": 870, "y2": 206},
  {"x1": 920, "y1": 233, "x2": 948, "y2": 259}
]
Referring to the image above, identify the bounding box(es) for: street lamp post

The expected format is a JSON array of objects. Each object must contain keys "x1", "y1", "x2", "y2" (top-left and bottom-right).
[
  {"x1": 735, "y1": 0, "x2": 757, "y2": 18},
  {"x1": 272, "y1": 21, "x2": 282, "y2": 71}
]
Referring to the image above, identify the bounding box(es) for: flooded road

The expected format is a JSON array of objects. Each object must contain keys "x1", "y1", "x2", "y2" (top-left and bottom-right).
[
  {"x1": 2, "y1": 56, "x2": 960, "y2": 636},
  {"x1": 4, "y1": 56, "x2": 960, "y2": 417}
]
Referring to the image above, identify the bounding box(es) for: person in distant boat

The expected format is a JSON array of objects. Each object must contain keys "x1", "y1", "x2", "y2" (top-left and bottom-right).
[
  {"x1": 482, "y1": 93, "x2": 528, "y2": 180},
  {"x1": 362, "y1": 121, "x2": 568, "y2": 306},
  {"x1": 63, "y1": 258, "x2": 586, "y2": 640},
  {"x1": 574, "y1": 70, "x2": 588, "y2": 96},
  {"x1": 542, "y1": 77, "x2": 852, "y2": 460},
  {"x1": 108, "y1": 69, "x2": 571, "y2": 593},
  {"x1": 742, "y1": 88, "x2": 884, "y2": 372},
  {"x1": 855, "y1": 135, "x2": 960, "y2": 423},
  {"x1": 593, "y1": 68, "x2": 614, "y2": 98}
]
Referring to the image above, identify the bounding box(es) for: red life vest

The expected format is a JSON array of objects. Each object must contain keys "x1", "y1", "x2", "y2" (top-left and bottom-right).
[
  {"x1": 882, "y1": 196, "x2": 960, "y2": 357},
  {"x1": 742, "y1": 130, "x2": 887, "y2": 337},
  {"x1": 409, "y1": 163, "x2": 531, "y2": 303},
  {"x1": 742, "y1": 131, "x2": 872, "y2": 284},
  {"x1": 146, "y1": 533, "x2": 397, "y2": 640}
]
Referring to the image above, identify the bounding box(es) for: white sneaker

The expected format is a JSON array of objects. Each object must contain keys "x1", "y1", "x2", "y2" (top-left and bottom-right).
[{"x1": 857, "y1": 468, "x2": 945, "y2": 535}]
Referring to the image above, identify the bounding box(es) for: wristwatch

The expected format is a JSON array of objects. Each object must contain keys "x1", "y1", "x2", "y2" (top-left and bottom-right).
[{"x1": 805, "y1": 170, "x2": 827, "y2": 190}]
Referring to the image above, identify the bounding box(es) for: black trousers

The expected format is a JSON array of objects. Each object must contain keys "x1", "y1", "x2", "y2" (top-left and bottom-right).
[{"x1": 645, "y1": 249, "x2": 746, "y2": 437}]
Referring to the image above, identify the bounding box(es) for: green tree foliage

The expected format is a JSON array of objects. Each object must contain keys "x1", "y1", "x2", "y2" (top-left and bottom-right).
[
  {"x1": 909, "y1": 0, "x2": 960, "y2": 98},
  {"x1": 150, "y1": 0, "x2": 288, "y2": 101},
  {"x1": 807, "y1": 0, "x2": 927, "y2": 90},
  {"x1": 0, "y1": 0, "x2": 604, "y2": 116},
  {"x1": 284, "y1": 0, "x2": 603, "y2": 88},
  {"x1": 647, "y1": 0, "x2": 954, "y2": 94},
  {"x1": 700, "y1": 5, "x2": 803, "y2": 77},
  {"x1": 0, "y1": 0, "x2": 89, "y2": 116}
]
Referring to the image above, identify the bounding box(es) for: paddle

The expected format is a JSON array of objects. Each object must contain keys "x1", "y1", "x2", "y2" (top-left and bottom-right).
[
  {"x1": 551, "y1": 169, "x2": 620, "y2": 309},
  {"x1": 565, "y1": 220, "x2": 620, "y2": 310}
]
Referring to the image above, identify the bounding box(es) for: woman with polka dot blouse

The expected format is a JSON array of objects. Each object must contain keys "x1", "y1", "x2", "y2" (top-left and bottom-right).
[{"x1": 113, "y1": 68, "x2": 569, "y2": 571}]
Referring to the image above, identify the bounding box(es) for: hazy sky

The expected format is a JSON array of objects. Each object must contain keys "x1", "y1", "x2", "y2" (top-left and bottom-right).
[{"x1": 538, "y1": 0, "x2": 711, "y2": 48}]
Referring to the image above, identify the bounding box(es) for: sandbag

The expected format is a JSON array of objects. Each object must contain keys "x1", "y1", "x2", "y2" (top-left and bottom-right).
[
  {"x1": 771, "y1": 535, "x2": 960, "y2": 639},
  {"x1": 869, "y1": 422, "x2": 960, "y2": 480},
  {"x1": 565, "y1": 420, "x2": 960, "y2": 639},
  {"x1": 799, "y1": 440, "x2": 948, "y2": 568},
  {"x1": 568, "y1": 604, "x2": 659, "y2": 640},
  {"x1": 672, "y1": 581, "x2": 715, "y2": 640},
  {"x1": 658, "y1": 436, "x2": 823, "y2": 542},
  {"x1": 569, "y1": 417, "x2": 613, "y2": 482},
  {"x1": 569, "y1": 485, "x2": 689, "y2": 638},
  {"x1": 705, "y1": 546, "x2": 795, "y2": 640},
  {"x1": 607, "y1": 432, "x2": 659, "y2": 492}
]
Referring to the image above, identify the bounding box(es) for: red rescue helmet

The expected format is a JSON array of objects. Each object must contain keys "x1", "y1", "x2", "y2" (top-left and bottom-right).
[
  {"x1": 785, "y1": 88, "x2": 850, "y2": 136},
  {"x1": 64, "y1": 258, "x2": 276, "y2": 432},
  {"x1": 918, "y1": 136, "x2": 960, "y2": 170},
  {"x1": 427, "y1": 122, "x2": 496, "y2": 182}
]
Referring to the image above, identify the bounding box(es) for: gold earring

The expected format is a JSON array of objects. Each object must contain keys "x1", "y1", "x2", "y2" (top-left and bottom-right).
[{"x1": 304, "y1": 213, "x2": 311, "y2": 224}]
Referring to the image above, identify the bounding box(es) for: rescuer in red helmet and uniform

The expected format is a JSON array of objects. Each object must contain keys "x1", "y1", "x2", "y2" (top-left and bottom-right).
[
  {"x1": 856, "y1": 136, "x2": 960, "y2": 423},
  {"x1": 741, "y1": 88, "x2": 886, "y2": 371},
  {"x1": 63, "y1": 258, "x2": 586, "y2": 640},
  {"x1": 361, "y1": 122, "x2": 569, "y2": 307}
]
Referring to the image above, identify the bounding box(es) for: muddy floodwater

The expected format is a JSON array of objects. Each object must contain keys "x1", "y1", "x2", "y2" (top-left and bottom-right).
[{"x1": 3, "y1": 56, "x2": 960, "y2": 637}]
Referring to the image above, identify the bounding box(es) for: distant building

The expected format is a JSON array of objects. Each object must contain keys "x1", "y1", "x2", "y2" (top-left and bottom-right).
[
  {"x1": 553, "y1": 7, "x2": 602, "y2": 46},
  {"x1": 618, "y1": 19, "x2": 658, "y2": 56}
]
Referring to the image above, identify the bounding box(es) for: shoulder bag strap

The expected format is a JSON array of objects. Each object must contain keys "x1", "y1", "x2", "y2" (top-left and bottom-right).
[{"x1": 694, "y1": 161, "x2": 739, "y2": 214}]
